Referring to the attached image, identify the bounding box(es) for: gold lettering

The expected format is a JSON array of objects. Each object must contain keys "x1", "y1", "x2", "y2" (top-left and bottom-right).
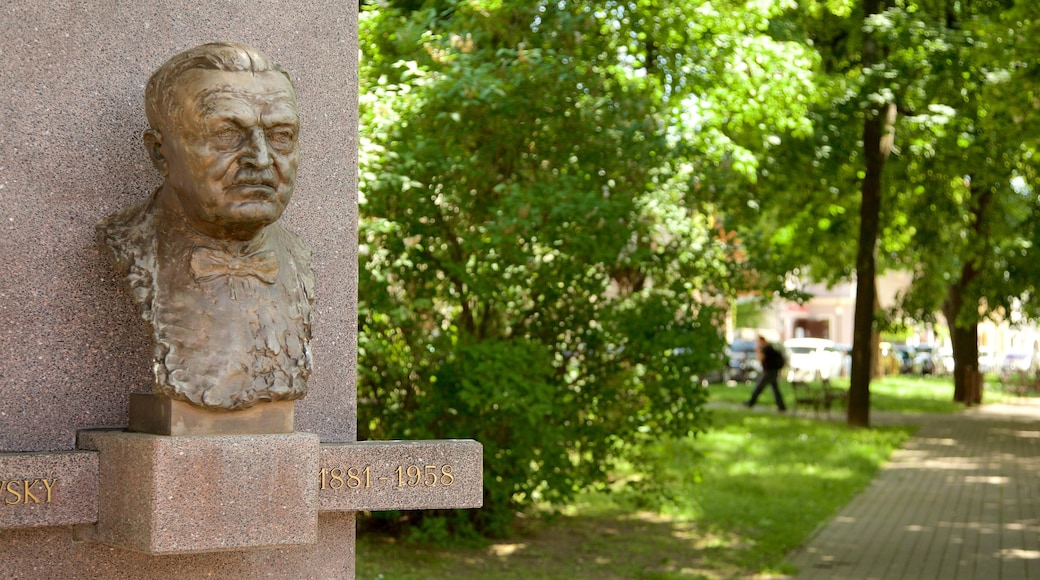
[
  {"x1": 22, "y1": 479, "x2": 41, "y2": 504},
  {"x1": 41, "y1": 478, "x2": 57, "y2": 503},
  {"x1": 329, "y1": 467, "x2": 345, "y2": 490},
  {"x1": 347, "y1": 467, "x2": 362, "y2": 489},
  {"x1": 406, "y1": 465, "x2": 421, "y2": 487},
  {"x1": 317, "y1": 464, "x2": 470, "y2": 492},
  {"x1": 5, "y1": 480, "x2": 22, "y2": 505}
]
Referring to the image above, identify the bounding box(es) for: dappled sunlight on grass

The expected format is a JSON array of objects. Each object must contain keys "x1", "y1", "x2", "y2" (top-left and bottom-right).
[
  {"x1": 358, "y1": 390, "x2": 916, "y2": 579},
  {"x1": 358, "y1": 506, "x2": 756, "y2": 579},
  {"x1": 598, "y1": 408, "x2": 913, "y2": 573}
]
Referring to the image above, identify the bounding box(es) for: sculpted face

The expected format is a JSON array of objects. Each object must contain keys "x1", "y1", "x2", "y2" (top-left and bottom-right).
[{"x1": 152, "y1": 69, "x2": 300, "y2": 240}]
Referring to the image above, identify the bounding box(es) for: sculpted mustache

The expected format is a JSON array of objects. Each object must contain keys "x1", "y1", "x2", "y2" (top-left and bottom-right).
[{"x1": 231, "y1": 171, "x2": 278, "y2": 188}]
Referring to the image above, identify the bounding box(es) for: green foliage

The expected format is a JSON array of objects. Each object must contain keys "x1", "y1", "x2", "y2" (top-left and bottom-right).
[
  {"x1": 892, "y1": 1, "x2": 1040, "y2": 327},
  {"x1": 357, "y1": 0, "x2": 734, "y2": 535},
  {"x1": 704, "y1": 0, "x2": 1040, "y2": 408}
]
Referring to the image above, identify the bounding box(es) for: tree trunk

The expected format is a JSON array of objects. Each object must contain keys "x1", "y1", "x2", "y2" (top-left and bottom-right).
[
  {"x1": 943, "y1": 282, "x2": 983, "y2": 405},
  {"x1": 848, "y1": 110, "x2": 884, "y2": 428},
  {"x1": 848, "y1": 0, "x2": 894, "y2": 428},
  {"x1": 940, "y1": 181, "x2": 992, "y2": 405},
  {"x1": 870, "y1": 291, "x2": 882, "y2": 380}
]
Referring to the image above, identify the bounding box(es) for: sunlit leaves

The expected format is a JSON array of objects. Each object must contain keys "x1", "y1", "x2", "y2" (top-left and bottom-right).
[{"x1": 357, "y1": 0, "x2": 729, "y2": 534}]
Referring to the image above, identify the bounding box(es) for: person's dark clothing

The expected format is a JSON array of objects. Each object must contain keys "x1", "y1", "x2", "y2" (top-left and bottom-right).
[
  {"x1": 745, "y1": 343, "x2": 786, "y2": 410},
  {"x1": 762, "y1": 343, "x2": 785, "y2": 371}
]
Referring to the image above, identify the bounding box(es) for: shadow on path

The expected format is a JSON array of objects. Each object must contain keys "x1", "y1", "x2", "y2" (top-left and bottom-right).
[{"x1": 788, "y1": 402, "x2": 1040, "y2": 579}]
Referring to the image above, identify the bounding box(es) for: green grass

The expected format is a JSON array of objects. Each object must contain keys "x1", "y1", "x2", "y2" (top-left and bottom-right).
[{"x1": 356, "y1": 409, "x2": 913, "y2": 579}]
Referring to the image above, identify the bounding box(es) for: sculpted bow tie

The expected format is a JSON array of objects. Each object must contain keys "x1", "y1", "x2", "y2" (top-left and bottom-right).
[{"x1": 190, "y1": 246, "x2": 280, "y2": 285}]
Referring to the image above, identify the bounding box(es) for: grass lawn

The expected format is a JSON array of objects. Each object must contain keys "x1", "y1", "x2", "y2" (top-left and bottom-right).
[{"x1": 356, "y1": 405, "x2": 914, "y2": 579}]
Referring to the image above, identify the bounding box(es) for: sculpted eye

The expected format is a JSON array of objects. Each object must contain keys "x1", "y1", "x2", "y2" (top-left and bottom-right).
[
  {"x1": 211, "y1": 126, "x2": 244, "y2": 149},
  {"x1": 266, "y1": 127, "x2": 297, "y2": 152}
]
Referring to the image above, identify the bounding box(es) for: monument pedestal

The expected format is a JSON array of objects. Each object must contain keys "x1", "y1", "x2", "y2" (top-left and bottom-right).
[{"x1": 79, "y1": 430, "x2": 319, "y2": 554}]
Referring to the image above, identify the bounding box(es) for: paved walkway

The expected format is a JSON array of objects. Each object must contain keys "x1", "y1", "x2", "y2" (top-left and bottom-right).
[{"x1": 788, "y1": 401, "x2": 1040, "y2": 579}]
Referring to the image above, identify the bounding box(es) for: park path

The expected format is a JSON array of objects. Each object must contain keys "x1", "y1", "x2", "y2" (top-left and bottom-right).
[{"x1": 787, "y1": 401, "x2": 1040, "y2": 579}]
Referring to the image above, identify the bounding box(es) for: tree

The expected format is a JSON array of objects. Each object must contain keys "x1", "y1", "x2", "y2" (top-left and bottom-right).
[
  {"x1": 891, "y1": 0, "x2": 1040, "y2": 404},
  {"x1": 729, "y1": 0, "x2": 1040, "y2": 422},
  {"x1": 357, "y1": 0, "x2": 737, "y2": 535},
  {"x1": 715, "y1": 0, "x2": 891, "y2": 426}
]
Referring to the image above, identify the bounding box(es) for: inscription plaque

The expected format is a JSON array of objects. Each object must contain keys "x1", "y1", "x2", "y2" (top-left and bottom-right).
[
  {"x1": 319, "y1": 440, "x2": 483, "y2": 512},
  {"x1": 0, "y1": 451, "x2": 98, "y2": 529}
]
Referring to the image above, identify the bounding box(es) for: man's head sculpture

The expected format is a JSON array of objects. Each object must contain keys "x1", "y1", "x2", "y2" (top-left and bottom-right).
[
  {"x1": 98, "y1": 42, "x2": 315, "y2": 411},
  {"x1": 145, "y1": 43, "x2": 299, "y2": 242}
]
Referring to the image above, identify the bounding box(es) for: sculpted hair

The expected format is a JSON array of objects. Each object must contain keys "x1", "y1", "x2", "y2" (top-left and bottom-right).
[{"x1": 145, "y1": 42, "x2": 293, "y2": 132}]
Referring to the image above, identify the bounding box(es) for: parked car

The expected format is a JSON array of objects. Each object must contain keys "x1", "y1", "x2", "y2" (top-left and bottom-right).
[
  {"x1": 784, "y1": 338, "x2": 845, "y2": 383},
  {"x1": 727, "y1": 339, "x2": 761, "y2": 383},
  {"x1": 937, "y1": 346, "x2": 954, "y2": 375},
  {"x1": 1001, "y1": 352, "x2": 1037, "y2": 374},
  {"x1": 912, "y1": 345, "x2": 938, "y2": 375},
  {"x1": 978, "y1": 347, "x2": 999, "y2": 373},
  {"x1": 834, "y1": 343, "x2": 853, "y2": 378},
  {"x1": 891, "y1": 344, "x2": 918, "y2": 374}
]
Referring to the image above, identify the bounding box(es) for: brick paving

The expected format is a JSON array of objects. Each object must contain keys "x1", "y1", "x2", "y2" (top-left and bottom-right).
[{"x1": 788, "y1": 402, "x2": 1040, "y2": 579}]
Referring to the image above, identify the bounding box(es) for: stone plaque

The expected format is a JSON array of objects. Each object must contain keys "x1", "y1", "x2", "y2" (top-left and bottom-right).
[
  {"x1": 0, "y1": 452, "x2": 98, "y2": 529},
  {"x1": 319, "y1": 440, "x2": 483, "y2": 512},
  {"x1": 80, "y1": 430, "x2": 319, "y2": 554}
]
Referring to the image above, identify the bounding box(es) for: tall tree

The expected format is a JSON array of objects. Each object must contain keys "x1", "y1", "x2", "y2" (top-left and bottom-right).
[
  {"x1": 847, "y1": 0, "x2": 894, "y2": 427},
  {"x1": 893, "y1": 0, "x2": 1040, "y2": 405},
  {"x1": 735, "y1": 0, "x2": 1040, "y2": 420},
  {"x1": 357, "y1": 0, "x2": 830, "y2": 533}
]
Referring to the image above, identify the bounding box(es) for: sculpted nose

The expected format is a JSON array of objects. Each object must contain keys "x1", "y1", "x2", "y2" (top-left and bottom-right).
[{"x1": 243, "y1": 127, "x2": 273, "y2": 168}]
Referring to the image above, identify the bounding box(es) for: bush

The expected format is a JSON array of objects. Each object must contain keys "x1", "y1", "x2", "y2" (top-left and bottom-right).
[{"x1": 357, "y1": 0, "x2": 733, "y2": 535}]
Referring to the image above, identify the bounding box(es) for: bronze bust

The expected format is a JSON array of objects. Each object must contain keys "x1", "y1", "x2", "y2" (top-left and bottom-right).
[{"x1": 98, "y1": 42, "x2": 314, "y2": 411}]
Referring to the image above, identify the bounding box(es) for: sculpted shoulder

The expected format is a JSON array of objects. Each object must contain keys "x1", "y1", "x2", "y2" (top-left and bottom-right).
[{"x1": 96, "y1": 193, "x2": 159, "y2": 317}]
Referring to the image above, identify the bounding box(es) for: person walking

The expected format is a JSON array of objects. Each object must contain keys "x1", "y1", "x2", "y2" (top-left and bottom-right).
[{"x1": 744, "y1": 336, "x2": 787, "y2": 411}]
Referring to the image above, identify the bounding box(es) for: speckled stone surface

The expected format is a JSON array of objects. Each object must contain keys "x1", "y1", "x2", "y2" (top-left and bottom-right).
[
  {"x1": 0, "y1": 0, "x2": 358, "y2": 454},
  {"x1": 320, "y1": 440, "x2": 484, "y2": 512},
  {"x1": 0, "y1": 512, "x2": 355, "y2": 579},
  {"x1": 0, "y1": 451, "x2": 98, "y2": 529},
  {"x1": 82, "y1": 431, "x2": 318, "y2": 554}
]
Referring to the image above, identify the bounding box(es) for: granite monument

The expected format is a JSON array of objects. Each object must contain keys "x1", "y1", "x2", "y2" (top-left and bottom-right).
[{"x1": 0, "y1": 7, "x2": 481, "y2": 578}]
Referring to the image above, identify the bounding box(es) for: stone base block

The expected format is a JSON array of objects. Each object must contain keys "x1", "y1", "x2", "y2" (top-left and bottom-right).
[
  {"x1": 79, "y1": 430, "x2": 319, "y2": 554},
  {"x1": 128, "y1": 393, "x2": 295, "y2": 436}
]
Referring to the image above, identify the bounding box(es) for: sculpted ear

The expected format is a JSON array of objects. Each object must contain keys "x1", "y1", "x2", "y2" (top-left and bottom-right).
[{"x1": 143, "y1": 129, "x2": 167, "y2": 176}]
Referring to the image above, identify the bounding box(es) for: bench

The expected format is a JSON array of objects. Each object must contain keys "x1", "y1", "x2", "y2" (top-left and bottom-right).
[{"x1": 790, "y1": 380, "x2": 848, "y2": 416}]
